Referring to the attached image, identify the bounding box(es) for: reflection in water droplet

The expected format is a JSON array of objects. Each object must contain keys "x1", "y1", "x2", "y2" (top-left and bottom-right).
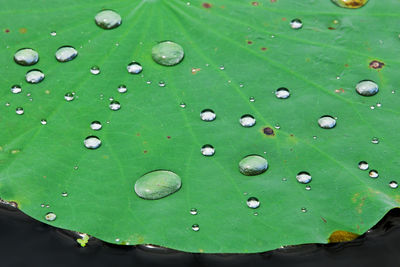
[
  {"x1": 109, "y1": 100, "x2": 121, "y2": 111},
  {"x1": 45, "y1": 212, "x2": 57, "y2": 221},
  {"x1": 200, "y1": 109, "x2": 216, "y2": 121},
  {"x1": 358, "y1": 161, "x2": 369, "y2": 170},
  {"x1": 90, "y1": 66, "x2": 100, "y2": 75},
  {"x1": 117, "y1": 85, "x2": 127, "y2": 93},
  {"x1": 134, "y1": 170, "x2": 182, "y2": 200},
  {"x1": 61, "y1": 192, "x2": 68, "y2": 197},
  {"x1": 190, "y1": 208, "x2": 198, "y2": 215},
  {"x1": 290, "y1": 19, "x2": 303, "y2": 29},
  {"x1": 318, "y1": 115, "x2": 336, "y2": 129},
  {"x1": 64, "y1": 92, "x2": 74, "y2": 102},
  {"x1": 84, "y1": 136, "x2": 101, "y2": 149},
  {"x1": 95, "y1": 10, "x2": 122, "y2": 29},
  {"x1": 158, "y1": 81, "x2": 166, "y2": 87},
  {"x1": 26, "y1": 69, "x2": 44, "y2": 84},
  {"x1": 369, "y1": 170, "x2": 378, "y2": 178},
  {"x1": 40, "y1": 119, "x2": 47, "y2": 125},
  {"x1": 246, "y1": 197, "x2": 260, "y2": 209},
  {"x1": 152, "y1": 41, "x2": 184, "y2": 66},
  {"x1": 296, "y1": 172, "x2": 312, "y2": 184},
  {"x1": 14, "y1": 48, "x2": 39, "y2": 66},
  {"x1": 201, "y1": 145, "x2": 215, "y2": 156},
  {"x1": 127, "y1": 62, "x2": 143, "y2": 74},
  {"x1": 55, "y1": 46, "x2": 78, "y2": 62},
  {"x1": 305, "y1": 185, "x2": 311, "y2": 191},
  {"x1": 239, "y1": 155, "x2": 268, "y2": 176},
  {"x1": 275, "y1": 88, "x2": 290, "y2": 99},
  {"x1": 90, "y1": 121, "x2": 102, "y2": 130},
  {"x1": 239, "y1": 114, "x2": 256, "y2": 127},
  {"x1": 11, "y1": 85, "x2": 22, "y2": 94},
  {"x1": 192, "y1": 224, "x2": 200, "y2": 232},
  {"x1": 16, "y1": 107, "x2": 24, "y2": 115},
  {"x1": 371, "y1": 137, "x2": 379, "y2": 144},
  {"x1": 389, "y1": 181, "x2": 398, "y2": 189},
  {"x1": 301, "y1": 207, "x2": 307, "y2": 213},
  {"x1": 331, "y1": 0, "x2": 368, "y2": 9},
  {"x1": 356, "y1": 80, "x2": 379, "y2": 96}
]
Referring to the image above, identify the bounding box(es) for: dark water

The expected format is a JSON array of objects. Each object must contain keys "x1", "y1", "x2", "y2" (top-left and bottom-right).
[{"x1": 1, "y1": 203, "x2": 400, "y2": 267}]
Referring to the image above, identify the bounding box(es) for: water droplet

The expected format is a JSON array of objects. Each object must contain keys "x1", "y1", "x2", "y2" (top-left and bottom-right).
[
  {"x1": 389, "y1": 181, "x2": 398, "y2": 189},
  {"x1": 239, "y1": 155, "x2": 268, "y2": 176},
  {"x1": 41, "y1": 204, "x2": 45, "y2": 208},
  {"x1": 376, "y1": 103, "x2": 382, "y2": 108},
  {"x1": 274, "y1": 124, "x2": 281, "y2": 129},
  {"x1": 158, "y1": 81, "x2": 166, "y2": 87},
  {"x1": 282, "y1": 178, "x2": 287, "y2": 181},
  {"x1": 370, "y1": 106, "x2": 375, "y2": 110},
  {"x1": 95, "y1": 10, "x2": 122, "y2": 29},
  {"x1": 84, "y1": 136, "x2": 101, "y2": 149},
  {"x1": 64, "y1": 92, "x2": 74, "y2": 102},
  {"x1": 296, "y1": 172, "x2": 312, "y2": 184},
  {"x1": 301, "y1": 207, "x2": 307, "y2": 213},
  {"x1": 254, "y1": 212, "x2": 258, "y2": 216},
  {"x1": 239, "y1": 114, "x2": 256, "y2": 127},
  {"x1": 371, "y1": 137, "x2": 379, "y2": 144},
  {"x1": 26, "y1": 69, "x2": 44, "y2": 84},
  {"x1": 358, "y1": 161, "x2": 369, "y2": 170},
  {"x1": 331, "y1": 0, "x2": 368, "y2": 9},
  {"x1": 190, "y1": 208, "x2": 198, "y2": 215},
  {"x1": 275, "y1": 88, "x2": 290, "y2": 99},
  {"x1": 5, "y1": 103, "x2": 10, "y2": 107},
  {"x1": 246, "y1": 197, "x2": 260, "y2": 209},
  {"x1": 90, "y1": 121, "x2": 102, "y2": 131},
  {"x1": 117, "y1": 85, "x2": 127, "y2": 93},
  {"x1": 109, "y1": 100, "x2": 121, "y2": 111},
  {"x1": 290, "y1": 19, "x2": 303, "y2": 29},
  {"x1": 249, "y1": 97, "x2": 255, "y2": 102},
  {"x1": 127, "y1": 62, "x2": 143, "y2": 74},
  {"x1": 50, "y1": 31, "x2": 57, "y2": 36},
  {"x1": 55, "y1": 46, "x2": 78, "y2": 62},
  {"x1": 45, "y1": 212, "x2": 56, "y2": 221},
  {"x1": 392, "y1": 90, "x2": 395, "y2": 94},
  {"x1": 219, "y1": 65, "x2": 225, "y2": 70},
  {"x1": 369, "y1": 170, "x2": 378, "y2": 178},
  {"x1": 192, "y1": 224, "x2": 200, "y2": 232},
  {"x1": 61, "y1": 192, "x2": 68, "y2": 197},
  {"x1": 11, "y1": 85, "x2": 22, "y2": 94},
  {"x1": 14, "y1": 48, "x2": 39, "y2": 66},
  {"x1": 305, "y1": 185, "x2": 311, "y2": 191},
  {"x1": 201, "y1": 145, "x2": 215, "y2": 156},
  {"x1": 40, "y1": 119, "x2": 47, "y2": 125},
  {"x1": 152, "y1": 41, "x2": 184, "y2": 66},
  {"x1": 180, "y1": 102, "x2": 186, "y2": 108},
  {"x1": 15, "y1": 107, "x2": 24, "y2": 115},
  {"x1": 356, "y1": 80, "x2": 379, "y2": 96},
  {"x1": 200, "y1": 109, "x2": 216, "y2": 121},
  {"x1": 318, "y1": 115, "x2": 336, "y2": 129},
  {"x1": 134, "y1": 170, "x2": 182, "y2": 200},
  {"x1": 90, "y1": 66, "x2": 100, "y2": 75}
]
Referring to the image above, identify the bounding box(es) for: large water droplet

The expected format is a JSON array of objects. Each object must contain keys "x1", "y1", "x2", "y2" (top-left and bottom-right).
[
  {"x1": 356, "y1": 80, "x2": 379, "y2": 96},
  {"x1": 134, "y1": 170, "x2": 182, "y2": 200},
  {"x1": 14, "y1": 48, "x2": 39, "y2": 66},
  {"x1": 331, "y1": 0, "x2": 368, "y2": 9},
  {"x1": 16, "y1": 107, "x2": 24, "y2": 115},
  {"x1": 45, "y1": 212, "x2": 56, "y2": 221},
  {"x1": 296, "y1": 172, "x2": 312, "y2": 184},
  {"x1": 369, "y1": 170, "x2": 378, "y2": 178},
  {"x1": 192, "y1": 224, "x2": 200, "y2": 232},
  {"x1": 109, "y1": 100, "x2": 121, "y2": 111},
  {"x1": 358, "y1": 161, "x2": 369, "y2": 170},
  {"x1": 239, "y1": 155, "x2": 268, "y2": 176},
  {"x1": 246, "y1": 197, "x2": 260, "y2": 209},
  {"x1": 90, "y1": 121, "x2": 102, "y2": 130},
  {"x1": 275, "y1": 88, "x2": 290, "y2": 99},
  {"x1": 152, "y1": 41, "x2": 184, "y2": 66},
  {"x1": 389, "y1": 181, "x2": 398, "y2": 189},
  {"x1": 290, "y1": 19, "x2": 303, "y2": 29},
  {"x1": 95, "y1": 10, "x2": 122, "y2": 29},
  {"x1": 239, "y1": 114, "x2": 256, "y2": 127},
  {"x1": 55, "y1": 46, "x2": 78, "y2": 62},
  {"x1": 201, "y1": 145, "x2": 215, "y2": 156},
  {"x1": 84, "y1": 136, "x2": 101, "y2": 149},
  {"x1": 200, "y1": 109, "x2": 216, "y2": 121},
  {"x1": 90, "y1": 66, "x2": 100, "y2": 75},
  {"x1": 127, "y1": 62, "x2": 143, "y2": 74},
  {"x1": 11, "y1": 85, "x2": 22, "y2": 94},
  {"x1": 117, "y1": 85, "x2": 127, "y2": 93},
  {"x1": 26, "y1": 69, "x2": 44, "y2": 84},
  {"x1": 318, "y1": 115, "x2": 336, "y2": 129},
  {"x1": 64, "y1": 92, "x2": 74, "y2": 102}
]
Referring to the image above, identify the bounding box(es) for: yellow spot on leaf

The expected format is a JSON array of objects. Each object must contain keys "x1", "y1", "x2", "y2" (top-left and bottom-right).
[{"x1": 328, "y1": 230, "x2": 359, "y2": 243}]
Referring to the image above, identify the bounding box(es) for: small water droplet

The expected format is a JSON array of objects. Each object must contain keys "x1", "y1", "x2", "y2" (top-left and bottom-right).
[
  {"x1": 392, "y1": 90, "x2": 395, "y2": 94},
  {"x1": 239, "y1": 155, "x2": 268, "y2": 176},
  {"x1": 200, "y1": 109, "x2": 216, "y2": 121},
  {"x1": 45, "y1": 212, "x2": 56, "y2": 221},
  {"x1": 318, "y1": 115, "x2": 336, "y2": 129},
  {"x1": 109, "y1": 100, "x2": 121, "y2": 111},
  {"x1": 192, "y1": 224, "x2": 200, "y2": 232},
  {"x1": 95, "y1": 10, "x2": 122, "y2": 29},
  {"x1": 5, "y1": 102, "x2": 10, "y2": 107},
  {"x1": 305, "y1": 185, "x2": 311, "y2": 191},
  {"x1": 64, "y1": 92, "x2": 74, "y2": 102},
  {"x1": 389, "y1": 181, "x2": 398, "y2": 189},
  {"x1": 50, "y1": 31, "x2": 57, "y2": 36},
  {"x1": 376, "y1": 103, "x2": 382, "y2": 108},
  {"x1": 274, "y1": 124, "x2": 281, "y2": 129},
  {"x1": 117, "y1": 85, "x2": 127, "y2": 93},
  {"x1": 190, "y1": 208, "x2": 198, "y2": 215},
  {"x1": 146, "y1": 81, "x2": 152, "y2": 85},
  {"x1": 158, "y1": 81, "x2": 166, "y2": 87},
  {"x1": 282, "y1": 178, "x2": 287, "y2": 181},
  {"x1": 370, "y1": 106, "x2": 375, "y2": 110},
  {"x1": 249, "y1": 96, "x2": 255, "y2": 102},
  {"x1": 180, "y1": 102, "x2": 186, "y2": 108},
  {"x1": 127, "y1": 62, "x2": 143, "y2": 74},
  {"x1": 301, "y1": 207, "x2": 307, "y2": 213},
  {"x1": 134, "y1": 170, "x2": 182, "y2": 200},
  {"x1": 296, "y1": 172, "x2": 312, "y2": 184},
  {"x1": 41, "y1": 204, "x2": 45, "y2": 208},
  {"x1": 74, "y1": 166, "x2": 79, "y2": 170},
  {"x1": 15, "y1": 107, "x2": 24, "y2": 115},
  {"x1": 358, "y1": 161, "x2": 369, "y2": 170},
  {"x1": 290, "y1": 19, "x2": 303, "y2": 29},
  {"x1": 90, "y1": 66, "x2": 100, "y2": 75},
  {"x1": 14, "y1": 48, "x2": 39, "y2": 66},
  {"x1": 313, "y1": 136, "x2": 317, "y2": 139},
  {"x1": 201, "y1": 145, "x2": 215, "y2": 156},
  {"x1": 219, "y1": 65, "x2": 225, "y2": 70},
  {"x1": 40, "y1": 119, "x2": 47, "y2": 125},
  {"x1": 45, "y1": 204, "x2": 50, "y2": 208},
  {"x1": 152, "y1": 41, "x2": 184, "y2": 66},
  {"x1": 356, "y1": 80, "x2": 379, "y2": 96},
  {"x1": 369, "y1": 170, "x2": 379, "y2": 178},
  {"x1": 55, "y1": 46, "x2": 78, "y2": 62},
  {"x1": 11, "y1": 85, "x2": 22, "y2": 94},
  {"x1": 61, "y1": 192, "x2": 68, "y2": 197},
  {"x1": 90, "y1": 121, "x2": 102, "y2": 130},
  {"x1": 246, "y1": 197, "x2": 260, "y2": 209},
  {"x1": 84, "y1": 136, "x2": 101, "y2": 149},
  {"x1": 275, "y1": 88, "x2": 290, "y2": 99},
  {"x1": 331, "y1": 0, "x2": 368, "y2": 9},
  {"x1": 26, "y1": 69, "x2": 44, "y2": 84},
  {"x1": 371, "y1": 137, "x2": 379, "y2": 144},
  {"x1": 239, "y1": 114, "x2": 256, "y2": 127}
]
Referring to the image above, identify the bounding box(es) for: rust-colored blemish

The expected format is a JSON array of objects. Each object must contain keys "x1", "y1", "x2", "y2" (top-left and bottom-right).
[
  {"x1": 136, "y1": 133, "x2": 140, "y2": 136},
  {"x1": 202, "y1": 2, "x2": 212, "y2": 8},
  {"x1": 191, "y1": 68, "x2": 201, "y2": 74},
  {"x1": 19, "y1": 28, "x2": 27, "y2": 34},
  {"x1": 335, "y1": 88, "x2": 345, "y2": 94},
  {"x1": 340, "y1": 0, "x2": 367, "y2": 8},
  {"x1": 344, "y1": 64, "x2": 349, "y2": 67},
  {"x1": 328, "y1": 27, "x2": 336, "y2": 30},
  {"x1": 369, "y1": 60, "x2": 384, "y2": 70},
  {"x1": 290, "y1": 134, "x2": 294, "y2": 137},
  {"x1": 328, "y1": 230, "x2": 359, "y2": 243},
  {"x1": 247, "y1": 40, "x2": 253, "y2": 44},
  {"x1": 321, "y1": 217, "x2": 327, "y2": 223},
  {"x1": 251, "y1": 2, "x2": 259, "y2": 6},
  {"x1": 5, "y1": 29, "x2": 10, "y2": 33},
  {"x1": 261, "y1": 47, "x2": 267, "y2": 51},
  {"x1": 270, "y1": 0, "x2": 277, "y2": 2},
  {"x1": 282, "y1": 17, "x2": 287, "y2": 21},
  {"x1": 263, "y1": 127, "x2": 275, "y2": 136},
  {"x1": 144, "y1": 150, "x2": 148, "y2": 154},
  {"x1": 167, "y1": 136, "x2": 171, "y2": 139}
]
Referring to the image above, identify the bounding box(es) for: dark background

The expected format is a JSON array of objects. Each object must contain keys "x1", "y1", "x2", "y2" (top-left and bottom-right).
[{"x1": 1, "y1": 204, "x2": 399, "y2": 267}]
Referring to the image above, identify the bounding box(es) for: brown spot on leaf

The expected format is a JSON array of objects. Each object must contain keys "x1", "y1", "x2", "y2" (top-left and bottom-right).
[
  {"x1": 251, "y1": 2, "x2": 259, "y2": 6},
  {"x1": 270, "y1": 0, "x2": 277, "y2": 2},
  {"x1": 321, "y1": 217, "x2": 327, "y2": 223},
  {"x1": 261, "y1": 47, "x2": 267, "y2": 51},
  {"x1": 263, "y1": 127, "x2": 274, "y2": 136},
  {"x1": 144, "y1": 150, "x2": 148, "y2": 154},
  {"x1": 167, "y1": 136, "x2": 171, "y2": 139},
  {"x1": 247, "y1": 40, "x2": 253, "y2": 44},
  {"x1": 202, "y1": 2, "x2": 212, "y2": 8},
  {"x1": 344, "y1": 64, "x2": 349, "y2": 67},
  {"x1": 19, "y1": 28, "x2": 27, "y2": 34},
  {"x1": 369, "y1": 60, "x2": 384, "y2": 69},
  {"x1": 5, "y1": 29, "x2": 10, "y2": 33},
  {"x1": 328, "y1": 230, "x2": 359, "y2": 243},
  {"x1": 282, "y1": 17, "x2": 287, "y2": 21}
]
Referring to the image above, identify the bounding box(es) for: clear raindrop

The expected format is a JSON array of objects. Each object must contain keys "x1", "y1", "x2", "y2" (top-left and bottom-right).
[
  {"x1": 301, "y1": 207, "x2": 307, "y2": 213},
  {"x1": 15, "y1": 107, "x2": 24, "y2": 115},
  {"x1": 290, "y1": 19, "x2": 303, "y2": 29},
  {"x1": 318, "y1": 115, "x2": 336, "y2": 129},
  {"x1": 200, "y1": 109, "x2": 216, "y2": 121},
  {"x1": 64, "y1": 92, "x2": 74, "y2": 102},
  {"x1": 158, "y1": 81, "x2": 166, "y2": 87},
  {"x1": 152, "y1": 41, "x2": 184, "y2": 66},
  {"x1": 296, "y1": 172, "x2": 312, "y2": 184},
  {"x1": 389, "y1": 181, "x2": 398, "y2": 189},
  {"x1": 127, "y1": 62, "x2": 143, "y2": 74},
  {"x1": 275, "y1": 88, "x2": 290, "y2": 99},
  {"x1": 358, "y1": 161, "x2": 369, "y2": 170},
  {"x1": 90, "y1": 121, "x2": 102, "y2": 130},
  {"x1": 239, "y1": 114, "x2": 256, "y2": 127},
  {"x1": 371, "y1": 137, "x2": 379, "y2": 144},
  {"x1": 356, "y1": 80, "x2": 379, "y2": 96},
  {"x1": 109, "y1": 100, "x2": 121, "y2": 111},
  {"x1": 201, "y1": 145, "x2": 215, "y2": 156},
  {"x1": 40, "y1": 119, "x2": 47, "y2": 125},
  {"x1": 246, "y1": 197, "x2": 260, "y2": 209},
  {"x1": 90, "y1": 66, "x2": 100, "y2": 75},
  {"x1": 95, "y1": 10, "x2": 122, "y2": 29},
  {"x1": 45, "y1": 212, "x2": 57, "y2": 221},
  {"x1": 190, "y1": 208, "x2": 198, "y2": 215},
  {"x1": 14, "y1": 48, "x2": 39, "y2": 66},
  {"x1": 134, "y1": 170, "x2": 182, "y2": 200},
  {"x1": 117, "y1": 85, "x2": 127, "y2": 93},
  {"x1": 11, "y1": 85, "x2": 22, "y2": 94},
  {"x1": 239, "y1": 155, "x2": 268, "y2": 176},
  {"x1": 26, "y1": 69, "x2": 44, "y2": 84},
  {"x1": 55, "y1": 46, "x2": 78, "y2": 62},
  {"x1": 369, "y1": 170, "x2": 379, "y2": 178},
  {"x1": 84, "y1": 136, "x2": 101, "y2": 149},
  {"x1": 192, "y1": 224, "x2": 200, "y2": 232}
]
